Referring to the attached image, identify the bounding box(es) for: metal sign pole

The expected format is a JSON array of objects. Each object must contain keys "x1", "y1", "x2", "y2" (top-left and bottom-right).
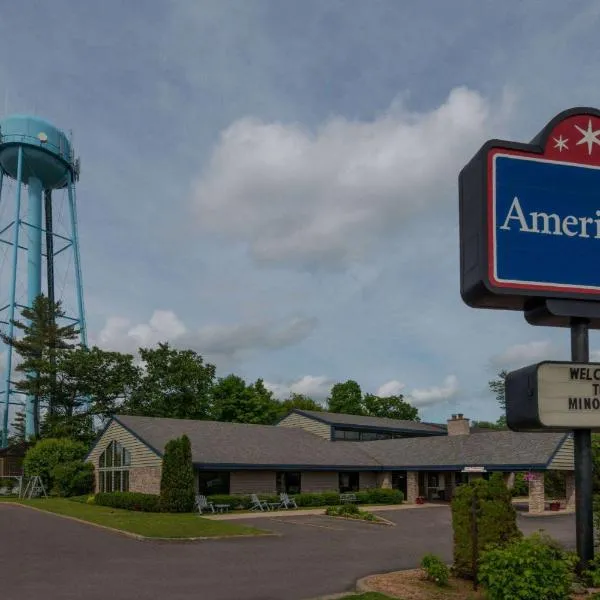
[{"x1": 571, "y1": 318, "x2": 594, "y2": 569}]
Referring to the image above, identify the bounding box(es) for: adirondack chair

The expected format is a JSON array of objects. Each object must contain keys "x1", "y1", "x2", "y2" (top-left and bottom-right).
[
  {"x1": 195, "y1": 494, "x2": 215, "y2": 514},
  {"x1": 279, "y1": 492, "x2": 298, "y2": 509},
  {"x1": 250, "y1": 493, "x2": 269, "y2": 511}
]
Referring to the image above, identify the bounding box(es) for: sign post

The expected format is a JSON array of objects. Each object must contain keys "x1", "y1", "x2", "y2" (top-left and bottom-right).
[{"x1": 459, "y1": 107, "x2": 600, "y2": 569}]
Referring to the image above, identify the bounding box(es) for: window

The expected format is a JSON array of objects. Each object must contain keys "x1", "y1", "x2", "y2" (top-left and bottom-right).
[
  {"x1": 98, "y1": 441, "x2": 131, "y2": 493},
  {"x1": 276, "y1": 472, "x2": 301, "y2": 494},
  {"x1": 198, "y1": 471, "x2": 230, "y2": 496},
  {"x1": 334, "y1": 429, "x2": 360, "y2": 441},
  {"x1": 339, "y1": 472, "x2": 359, "y2": 492}
]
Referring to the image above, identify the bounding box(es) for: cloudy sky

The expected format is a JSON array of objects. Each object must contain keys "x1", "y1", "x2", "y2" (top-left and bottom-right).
[{"x1": 0, "y1": 0, "x2": 599, "y2": 423}]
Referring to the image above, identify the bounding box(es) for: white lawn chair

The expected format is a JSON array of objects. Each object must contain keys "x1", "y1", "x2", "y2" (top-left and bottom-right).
[
  {"x1": 250, "y1": 493, "x2": 269, "y2": 511},
  {"x1": 279, "y1": 492, "x2": 298, "y2": 509},
  {"x1": 195, "y1": 494, "x2": 215, "y2": 514}
]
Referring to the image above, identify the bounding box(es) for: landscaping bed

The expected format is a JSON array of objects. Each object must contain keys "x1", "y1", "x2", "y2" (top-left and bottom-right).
[
  {"x1": 0, "y1": 498, "x2": 266, "y2": 538},
  {"x1": 325, "y1": 503, "x2": 393, "y2": 525}
]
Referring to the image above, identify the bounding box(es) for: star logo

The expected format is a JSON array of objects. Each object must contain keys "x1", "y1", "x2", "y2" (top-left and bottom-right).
[
  {"x1": 575, "y1": 119, "x2": 600, "y2": 155},
  {"x1": 553, "y1": 135, "x2": 568, "y2": 152}
]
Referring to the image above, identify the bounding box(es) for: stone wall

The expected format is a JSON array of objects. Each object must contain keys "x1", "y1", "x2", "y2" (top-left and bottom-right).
[
  {"x1": 129, "y1": 466, "x2": 162, "y2": 495},
  {"x1": 566, "y1": 472, "x2": 576, "y2": 510},
  {"x1": 376, "y1": 471, "x2": 392, "y2": 489},
  {"x1": 528, "y1": 471, "x2": 545, "y2": 514},
  {"x1": 407, "y1": 471, "x2": 419, "y2": 503}
]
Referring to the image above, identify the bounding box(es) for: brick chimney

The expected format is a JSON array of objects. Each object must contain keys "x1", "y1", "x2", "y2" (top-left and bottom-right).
[{"x1": 447, "y1": 413, "x2": 470, "y2": 436}]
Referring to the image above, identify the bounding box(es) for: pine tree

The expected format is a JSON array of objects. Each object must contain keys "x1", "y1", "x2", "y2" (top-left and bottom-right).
[
  {"x1": 7, "y1": 409, "x2": 26, "y2": 445},
  {"x1": 0, "y1": 295, "x2": 79, "y2": 438}
]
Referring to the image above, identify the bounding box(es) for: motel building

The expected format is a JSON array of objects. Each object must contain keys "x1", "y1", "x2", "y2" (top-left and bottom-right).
[{"x1": 86, "y1": 410, "x2": 575, "y2": 514}]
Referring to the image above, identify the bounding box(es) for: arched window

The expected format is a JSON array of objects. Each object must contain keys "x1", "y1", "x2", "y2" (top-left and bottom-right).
[{"x1": 98, "y1": 441, "x2": 131, "y2": 493}]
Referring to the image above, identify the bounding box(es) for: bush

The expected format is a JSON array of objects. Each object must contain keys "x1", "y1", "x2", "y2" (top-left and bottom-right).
[
  {"x1": 451, "y1": 473, "x2": 521, "y2": 579},
  {"x1": 510, "y1": 472, "x2": 529, "y2": 497},
  {"x1": 583, "y1": 554, "x2": 600, "y2": 587},
  {"x1": 159, "y1": 434, "x2": 195, "y2": 513},
  {"x1": 356, "y1": 488, "x2": 404, "y2": 505},
  {"x1": 23, "y1": 438, "x2": 88, "y2": 493},
  {"x1": 325, "y1": 503, "x2": 377, "y2": 521},
  {"x1": 52, "y1": 461, "x2": 94, "y2": 497},
  {"x1": 95, "y1": 491, "x2": 161, "y2": 512},
  {"x1": 479, "y1": 533, "x2": 575, "y2": 600},
  {"x1": 420, "y1": 553, "x2": 449, "y2": 587}
]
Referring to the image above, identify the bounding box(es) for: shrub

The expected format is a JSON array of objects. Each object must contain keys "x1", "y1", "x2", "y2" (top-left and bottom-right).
[
  {"x1": 52, "y1": 461, "x2": 94, "y2": 497},
  {"x1": 325, "y1": 503, "x2": 377, "y2": 521},
  {"x1": 479, "y1": 533, "x2": 575, "y2": 600},
  {"x1": 583, "y1": 554, "x2": 600, "y2": 587},
  {"x1": 510, "y1": 472, "x2": 529, "y2": 497},
  {"x1": 159, "y1": 434, "x2": 195, "y2": 513},
  {"x1": 23, "y1": 438, "x2": 88, "y2": 493},
  {"x1": 420, "y1": 553, "x2": 449, "y2": 587},
  {"x1": 294, "y1": 491, "x2": 340, "y2": 507},
  {"x1": 95, "y1": 491, "x2": 161, "y2": 512},
  {"x1": 451, "y1": 473, "x2": 521, "y2": 579},
  {"x1": 356, "y1": 488, "x2": 404, "y2": 505}
]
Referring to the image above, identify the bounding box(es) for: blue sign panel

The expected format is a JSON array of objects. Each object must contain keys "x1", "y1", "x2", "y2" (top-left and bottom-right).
[
  {"x1": 459, "y1": 107, "x2": 600, "y2": 314},
  {"x1": 492, "y1": 154, "x2": 600, "y2": 293}
]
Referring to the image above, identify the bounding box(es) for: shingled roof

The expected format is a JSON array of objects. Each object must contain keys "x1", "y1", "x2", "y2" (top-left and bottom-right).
[
  {"x1": 358, "y1": 430, "x2": 570, "y2": 470},
  {"x1": 290, "y1": 409, "x2": 447, "y2": 434},
  {"x1": 114, "y1": 415, "x2": 372, "y2": 469},
  {"x1": 109, "y1": 415, "x2": 570, "y2": 472}
]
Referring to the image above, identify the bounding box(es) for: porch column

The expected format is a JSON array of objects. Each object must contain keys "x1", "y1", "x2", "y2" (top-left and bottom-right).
[
  {"x1": 528, "y1": 471, "x2": 545, "y2": 514},
  {"x1": 565, "y1": 471, "x2": 576, "y2": 510},
  {"x1": 445, "y1": 472, "x2": 455, "y2": 501},
  {"x1": 376, "y1": 471, "x2": 392, "y2": 489},
  {"x1": 504, "y1": 472, "x2": 515, "y2": 490},
  {"x1": 407, "y1": 471, "x2": 419, "y2": 503}
]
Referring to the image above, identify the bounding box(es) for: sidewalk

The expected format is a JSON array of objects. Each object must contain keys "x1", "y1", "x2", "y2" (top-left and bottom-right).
[{"x1": 203, "y1": 502, "x2": 446, "y2": 520}]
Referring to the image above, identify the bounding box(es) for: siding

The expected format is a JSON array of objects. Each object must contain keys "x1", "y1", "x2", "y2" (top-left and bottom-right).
[
  {"x1": 86, "y1": 420, "x2": 162, "y2": 469},
  {"x1": 277, "y1": 413, "x2": 331, "y2": 440},
  {"x1": 302, "y1": 471, "x2": 338, "y2": 493},
  {"x1": 548, "y1": 435, "x2": 575, "y2": 470},
  {"x1": 359, "y1": 471, "x2": 378, "y2": 490},
  {"x1": 230, "y1": 471, "x2": 276, "y2": 494}
]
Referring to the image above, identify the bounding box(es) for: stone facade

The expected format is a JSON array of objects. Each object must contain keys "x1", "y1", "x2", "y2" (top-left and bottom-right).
[
  {"x1": 406, "y1": 471, "x2": 419, "y2": 503},
  {"x1": 447, "y1": 414, "x2": 470, "y2": 436},
  {"x1": 504, "y1": 472, "x2": 516, "y2": 489},
  {"x1": 566, "y1": 472, "x2": 576, "y2": 510},
  {"x1": 528, "y1": 471, "x2": 545, "y2": 514},
  {"x1": 129, "y1": 466, "x2": 162, "y2": 495}
]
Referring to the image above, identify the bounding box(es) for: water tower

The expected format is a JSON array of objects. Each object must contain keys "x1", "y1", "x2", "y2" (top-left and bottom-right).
[{"x1": 0, "y1": 115, "x2": 87, "y2": 447}]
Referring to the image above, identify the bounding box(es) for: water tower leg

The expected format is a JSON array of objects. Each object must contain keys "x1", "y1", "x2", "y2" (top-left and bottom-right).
[
  {"x1": 3, "y1": 147, "x2": 24, "y2": 445},
  {"x1": 67, "y1": 176, "x2": 87, "y2": 348},
  {"x1": 25, "y1": 176, "x2": 43, "y2": 439}
]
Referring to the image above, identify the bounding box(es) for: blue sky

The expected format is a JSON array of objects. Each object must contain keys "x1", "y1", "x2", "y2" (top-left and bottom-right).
[{"x1": 1, "y1": 0, "x2": 600, "y2": 422}]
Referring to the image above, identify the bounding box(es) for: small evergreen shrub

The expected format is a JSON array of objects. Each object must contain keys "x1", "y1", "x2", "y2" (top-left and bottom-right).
[
  {"x1": 52, "y1": 461, "x2": 94, "y2": 497},
  {"x1": 356, "y1": 488, "x2": 404, "y2": 504},
  {"x1": 294, "y1": 491, "x2": 340, "y2": 507},
  {"x1": 451, "y1": 473, "x2": 521, "y2": 579},
  {"x1": 510, "y1": 472, "x2": 529, "y2": 497},
  {"x1": 479, "y1": 533, "x2": 576, "y2": 600},
  {"x1": 159, "y1": 434, "x2": 195, "y2": 513},
  {"x1": 23, "y1": 438, "x2": 88, "y2": 493},
  {"x1": 95, "y1": 491, "x2": 161, "y2": 512},
  {"x1": 583, "y1": 554, "x2": 600, "y2": 587},
  {"x1": 420, "y1": 553, "x2": 449, "y2": 586},
  {"x1": 325, "y1": 503, "x2": 377, "y2": 521}
]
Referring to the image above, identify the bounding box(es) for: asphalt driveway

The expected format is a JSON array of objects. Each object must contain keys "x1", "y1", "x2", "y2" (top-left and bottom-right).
[{"x1": 0, "y1": 504, "x2": 576, "y2": 600}]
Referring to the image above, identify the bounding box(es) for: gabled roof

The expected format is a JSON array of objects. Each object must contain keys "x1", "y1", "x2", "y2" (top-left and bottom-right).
[
  {"x1": 289, "y1": 409, "x2": 447, "y2": 434},
  {"x1": 114, "y1": 415, "x2": 373, "y2": 470},
  {"x1": 105, "y1": 414, "x2": 571, "y2": 472},
  {"x1": 358, "y1": 430, "x2": 570, "y2": 470}
]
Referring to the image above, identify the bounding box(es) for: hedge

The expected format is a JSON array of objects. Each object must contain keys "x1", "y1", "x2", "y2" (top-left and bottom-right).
[
  {"x1": 95, "y1": 491, "x2": 161, "y2": 512},
  {"x1": 160, "y1": 435, "x2": 195, "y2": 513}
]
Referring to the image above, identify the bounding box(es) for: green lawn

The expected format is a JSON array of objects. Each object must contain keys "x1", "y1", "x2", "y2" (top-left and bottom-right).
[{"x1": 0, "y1": 497, "x2": 266, "y2": 538}]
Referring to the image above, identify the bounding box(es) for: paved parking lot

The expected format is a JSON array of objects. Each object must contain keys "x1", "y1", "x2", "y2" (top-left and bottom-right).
[{"x1": 0, "y1": 504, "x2": 575, "y2": 600}]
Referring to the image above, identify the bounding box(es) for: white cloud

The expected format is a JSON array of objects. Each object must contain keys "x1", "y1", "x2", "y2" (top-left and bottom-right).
[
  {"x1": 376, "y1": 380, "x2": 406, "y2": 397},
  {"x1": 590, "y1": 350, "x2": 600, "y2": 362},
  {"x1": 265, "y1": 375, "x2": 333, "y2": 401},
  {"x1": 94, "y1": 310, "x2": 317, "y2": 359},
  {"x1": 190, "y1": 86, "x2": 512, "y2": 268},
  {"x1": 491, "y1": 340, "x2": 559, "y2": 370},
  {"x1": 408, "y1": 375, "x2": 459, "y2": 407}
]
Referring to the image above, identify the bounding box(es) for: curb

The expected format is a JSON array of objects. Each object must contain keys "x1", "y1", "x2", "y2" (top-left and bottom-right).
[
  {"x1": 1, "y1": 501, "x2": 278, "y2": 542},
  {"x1": 519, "y1": 509, "x2": 575, "y2": 518},
  {"x1": 322, "y1": 514, "x2": 396, "y2": 527}
]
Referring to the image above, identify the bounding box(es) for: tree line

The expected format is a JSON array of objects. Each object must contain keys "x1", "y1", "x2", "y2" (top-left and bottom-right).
[{"x1": 4, "y1": 295, "x2": 420, "y2": 446}]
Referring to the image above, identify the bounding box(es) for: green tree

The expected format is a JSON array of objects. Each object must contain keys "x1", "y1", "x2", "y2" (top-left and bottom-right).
[
  {"x1": 159, "y1": 434, "x2": 195, "y2": 512},
  {"x1": 124, "y1": 343, "x2": 215, "y2": 420},
  {"x1": 363, "y1": 393, "x2": 420, "y2": 421},
  {"x1": 23, "y1": 437, "x2": 88, "y2": 492},
  {"x1": 276, "y1": 393, "x2": 323, "y2": 419},
  {"x1": 41, "y1": 346, "x2": 140, "y2": 443},
  {"x1": 327, "y1": 380, "x2": 363, "y2": 415},
  {"x1": 0, "y1": 295, "x2": 79, "y2": 439},
  {"x1": 211, "y1": 375, "x2": 279, "y2": 424},
  {"x1": 489, "y1": 370, "x2": 508, "y2": 427},
  {"x1": 471, "y1": 420, "x2": 505, "y2": 430},
  {"x1": 8, "y1": 409, "x2": 26, "y2": 445}
]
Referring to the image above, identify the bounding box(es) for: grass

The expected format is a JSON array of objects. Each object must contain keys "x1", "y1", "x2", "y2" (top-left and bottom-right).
[
  {"x1": 0, "y1": 497, "x2": 266, "y2": 538},
  {"x1": 339, "y1": 595, "x2": 395, "y2": 599}
]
